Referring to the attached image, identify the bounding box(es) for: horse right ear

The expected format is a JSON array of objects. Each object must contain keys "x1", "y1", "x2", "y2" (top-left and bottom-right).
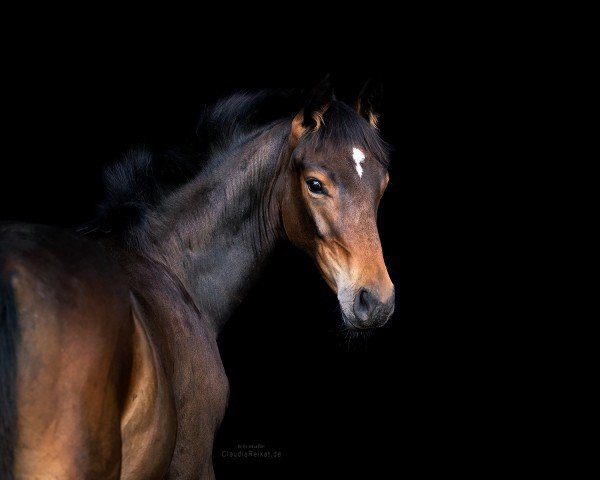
[{"x1": 291, "y1": 75, "x2": 335, "y2": 147}]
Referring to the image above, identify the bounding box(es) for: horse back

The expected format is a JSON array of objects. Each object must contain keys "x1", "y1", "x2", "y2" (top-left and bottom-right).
[{"x1": 0, "y1": 223, "x2": 133, "y2": 478}]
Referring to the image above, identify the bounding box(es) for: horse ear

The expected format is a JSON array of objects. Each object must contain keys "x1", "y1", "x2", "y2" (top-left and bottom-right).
[
  {"x1": 356, "y1": 78, "x2": 383, "y2": 128},
  {"x1": 291, "y1": 75, "x2": 335, "y2": 146}
]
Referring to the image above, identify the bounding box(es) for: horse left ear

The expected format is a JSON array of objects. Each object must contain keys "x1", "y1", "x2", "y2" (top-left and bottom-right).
[
  {"x1": 356, "y1": 79, "x2": 383, "y2": 128},
  {"x1": 291, "y1": 75, "x2": 335, "y2": 147}
]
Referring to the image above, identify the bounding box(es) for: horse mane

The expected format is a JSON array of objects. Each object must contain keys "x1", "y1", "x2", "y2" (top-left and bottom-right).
[{"x1": 89, "y1": 90, "x2": 301, "y2": 236}]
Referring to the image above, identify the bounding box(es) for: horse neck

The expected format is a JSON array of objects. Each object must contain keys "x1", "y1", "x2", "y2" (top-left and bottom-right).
[{"x1": 134, "y1": 121, "x2": 292, "y2": 332}]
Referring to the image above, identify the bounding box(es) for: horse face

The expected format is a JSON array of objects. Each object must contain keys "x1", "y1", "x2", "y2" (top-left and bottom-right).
[{"x1": 282, "y1": 79, "x2": 394, "y2": 330}]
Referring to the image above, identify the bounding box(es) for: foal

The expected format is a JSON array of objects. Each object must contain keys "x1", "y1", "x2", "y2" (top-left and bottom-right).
[{"x1": 0, "y1": 78, "x2": 394, "y2": 479}]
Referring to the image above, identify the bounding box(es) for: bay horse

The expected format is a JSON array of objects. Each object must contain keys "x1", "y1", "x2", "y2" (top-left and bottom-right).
[{"x1": 0, "y1": 77, "x2": 395, "y2": 479}]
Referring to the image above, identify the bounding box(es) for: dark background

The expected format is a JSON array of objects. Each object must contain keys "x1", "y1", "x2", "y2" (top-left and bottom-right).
[{"x1": 0, "y1": 31, "x2": 509, "y2": 478}]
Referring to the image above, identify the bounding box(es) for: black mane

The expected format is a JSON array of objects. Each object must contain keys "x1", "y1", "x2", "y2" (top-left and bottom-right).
[{"x1": 90, "y1": 91, "x2": 300, "y2": 236}]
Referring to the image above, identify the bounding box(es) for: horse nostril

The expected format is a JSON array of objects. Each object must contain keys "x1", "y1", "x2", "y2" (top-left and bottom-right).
[{"x1": 353, "y1": 288, "x2": 374, "y2": 322}]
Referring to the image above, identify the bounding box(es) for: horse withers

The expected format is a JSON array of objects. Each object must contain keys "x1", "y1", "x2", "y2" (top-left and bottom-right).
[{"x1": 0, "y1": 77, "x2": 394, "y2": 479}]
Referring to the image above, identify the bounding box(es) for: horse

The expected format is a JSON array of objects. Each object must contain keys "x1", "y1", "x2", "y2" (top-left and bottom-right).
[{"x1": 0, "y1": 77, "x2": 395, "y2": 479}]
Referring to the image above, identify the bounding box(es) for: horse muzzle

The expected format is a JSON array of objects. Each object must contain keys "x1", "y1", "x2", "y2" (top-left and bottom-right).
[{"x1": 339, "y1": 286, "x2": 395, "y2": 330}]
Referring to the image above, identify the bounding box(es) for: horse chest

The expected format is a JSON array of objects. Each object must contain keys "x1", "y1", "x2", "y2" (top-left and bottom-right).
[
  {"x1": 120, "y1": 304, "x2": 177, "y2": 480},
  {"x1": 164, "y1": 312, "x2": 230, "y2": 478},
  {"x1": 124, "y1": 268, "x2": 230, "y2": 477}
]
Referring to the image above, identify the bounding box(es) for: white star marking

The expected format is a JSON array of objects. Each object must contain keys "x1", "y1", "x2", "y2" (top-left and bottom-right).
[{"x1": 352, "y1": 147, "x2": 366, "y2": 178}]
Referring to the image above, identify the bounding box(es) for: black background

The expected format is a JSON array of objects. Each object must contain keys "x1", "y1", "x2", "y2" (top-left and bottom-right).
[{"x1": 0, "y1": 26, "x2": 509, "y2": 478}]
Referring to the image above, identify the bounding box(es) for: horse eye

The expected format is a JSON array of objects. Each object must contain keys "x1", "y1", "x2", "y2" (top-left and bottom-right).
[{"x1": 306, "y1": 178, "x2": 324, "y2": 194}]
